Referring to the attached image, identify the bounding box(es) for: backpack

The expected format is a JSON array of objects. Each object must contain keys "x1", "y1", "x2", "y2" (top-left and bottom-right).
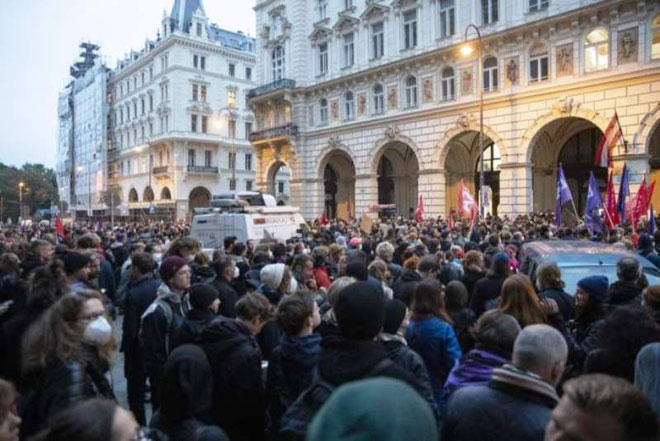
[
  {"x1": 279, "y1": 357, "x2": 396, "y2": 440},
  {"x1": 140, "y1": 297, "x2": 175, "y2": 355}
]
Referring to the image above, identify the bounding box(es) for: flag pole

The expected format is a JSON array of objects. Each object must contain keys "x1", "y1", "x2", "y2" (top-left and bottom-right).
[{"x1": 559, "y1": 163, "x2": 582, "y2": 226}]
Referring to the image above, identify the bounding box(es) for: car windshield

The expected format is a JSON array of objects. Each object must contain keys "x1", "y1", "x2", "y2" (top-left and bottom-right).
[{"x1": 559, "y1": 266, "x2": 660, "y2": 296}]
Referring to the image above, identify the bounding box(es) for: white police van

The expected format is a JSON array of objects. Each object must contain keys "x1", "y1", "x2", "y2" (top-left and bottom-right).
[{"x1": 190, "y1": 192, "x2": 307, "y2": 247}]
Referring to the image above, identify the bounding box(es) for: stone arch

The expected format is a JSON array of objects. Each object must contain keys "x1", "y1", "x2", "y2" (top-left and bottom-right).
[
  {"x1": 143, "y1": 186, "x2": 154, "y2": 202},
  {"x1": 437, "y1": 120, "x2": 506, "y2": 170},
  {"x1": 160, "y1": 186, "x2": 172, "y2": 201},
  {"x1": 189, "y1": 186, "x2": 211, "y2": 211},
  {"x1": 521, "y1": 102, "x2": 609, "y2": 163},
  {"x1": 369, "y1": 127, "x2": 423, "y2": 174},
  {"x1": 634, "y1": 103, "x2": 660, "y2": 155},
  {"x1": 128, "y1": 188, "x2": 139, "y2": 203},
  {"x1": 315, "y1": 140, "x2": 358, "y2": 180},
  {"x1": 317, "y1": 147, "x2": 357, "y2": 220},
  {"x1": 265, "y1": 160, "x2": 291, "y2": 202}
]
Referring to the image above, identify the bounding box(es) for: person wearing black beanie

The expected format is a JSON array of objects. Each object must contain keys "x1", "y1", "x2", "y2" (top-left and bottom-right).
[
  {"x1": 280, "y1": 282, "x2": 437, "y2": 438},
  {"x1": 178, "y1": 284, "x2": 220, "y2": 346}
]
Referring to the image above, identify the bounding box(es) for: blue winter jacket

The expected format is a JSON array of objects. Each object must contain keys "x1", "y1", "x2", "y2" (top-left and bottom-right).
[{"x1": 407, "y1": 317, "x2": 462, "y2": 407}]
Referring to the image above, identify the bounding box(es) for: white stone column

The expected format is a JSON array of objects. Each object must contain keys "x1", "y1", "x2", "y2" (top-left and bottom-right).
[
  {"x1": 355, "y1": 173, "x2": 378, "y2": 218},
  {"x1": 499, "y1": 162, "x2": 533, "y2": 217},
  {"x1": 418, "y1": 169, "x2": 442, "y2": 218}
]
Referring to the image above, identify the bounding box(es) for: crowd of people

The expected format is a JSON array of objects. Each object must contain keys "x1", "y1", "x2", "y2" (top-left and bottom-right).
[{"x1": 0, "y1": 212, "x2": 660, "y2": 441}]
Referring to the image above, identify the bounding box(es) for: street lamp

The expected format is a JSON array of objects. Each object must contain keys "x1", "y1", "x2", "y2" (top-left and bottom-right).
[
  {"x1": 219, "y1": 106, "x2": 238, "y2": 188},
  {"x1": 18, "y1": 182, "x2": 24, "y2": 220},
  {"x1": 461, "y1": 24, "x2": 486, "y2": 218},
  {"x1": 136, "y1": 135, "x2": 154, "y2": 213}
]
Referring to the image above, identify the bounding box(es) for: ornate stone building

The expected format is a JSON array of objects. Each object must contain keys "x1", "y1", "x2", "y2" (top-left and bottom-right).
[{"x1": 249, "y1": 0, "x2": 660, "y2": 221}]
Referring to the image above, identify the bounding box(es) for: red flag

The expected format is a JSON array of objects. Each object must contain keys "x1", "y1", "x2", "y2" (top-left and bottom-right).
[
  {"x1": 594, "y1": 112, "x2": 624, "y2": 168},
  {"x1": 604, "y1": 171, "x2": 619, "y2": 228},
  {"x1": 458, "y1": 180, "x2": 478, "y2": 220},
  {"x1": 414, "y1": 195, "x2": 424, "y2": 222},
  {"x1": 55, "y1": 216, "x2": 65, "y2": 243},
  {"x1": 633, "y1": 178, "x2": 649, "y2": 227},
  {"x1": 320, "y1": 210, "x2": 328, "y2": 225},
  {"x1": 646, "y1": 180, "x2": 656, "y2": 213},
  {"x1": 448, "y1": 209, "x2": 455, "y2": 229}
]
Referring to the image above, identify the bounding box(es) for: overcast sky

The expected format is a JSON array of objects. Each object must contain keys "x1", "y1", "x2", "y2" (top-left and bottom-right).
[{"x1": 0, "y1": 0, "x2": 255, "y2": 169}]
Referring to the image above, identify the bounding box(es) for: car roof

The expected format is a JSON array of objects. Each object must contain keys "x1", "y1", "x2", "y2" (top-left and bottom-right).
[{"x1": 521, "y1": 240, "x2": 653, "y2": 268}]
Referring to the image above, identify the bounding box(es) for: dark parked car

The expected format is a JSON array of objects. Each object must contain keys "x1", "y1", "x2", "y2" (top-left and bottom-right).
[{"x1": 520, "y1": 241, "x2": 660, "y2": 295}]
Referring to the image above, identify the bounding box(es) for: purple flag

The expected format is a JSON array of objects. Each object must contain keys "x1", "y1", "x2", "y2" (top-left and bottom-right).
[
  {"x1": 586, "y1": 171, "x2": 603, "y2": 233},
  {"x1": 555, "y1": 165, "x2": 573, "y2": 227},
  {"x1": 618, "y1": 163, "x2": 630, "y2": 224},
  {"x1": 650, "y1": 204, "x2": 657, "y2": 235}
]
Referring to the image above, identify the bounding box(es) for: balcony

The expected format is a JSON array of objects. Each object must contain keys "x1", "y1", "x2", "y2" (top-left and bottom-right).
[
  {"x1": 187, "y1": 165, "x2": 218, "y2": 174},
  {"x1": 152, "y1": 165, "x2": 170, "y2": 175},
  {"x1": 248, "y1": 79, "x2": 296, "y2": 99},
  {"x1": 249, "y1": 123, "x2": 298, "y2": 143}
]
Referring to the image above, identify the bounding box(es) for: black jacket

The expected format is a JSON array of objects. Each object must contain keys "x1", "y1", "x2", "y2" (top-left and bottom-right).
[
  {"x1": 197, "y1": 318, "x2": 265, "y2": 441},
  {"x1": 393, "y1": 270, "x2": 422, "y2": 307},
  {"x1": 177, "y1": 309, "x2": 216, "y2": 346},
  {"x1": 461, "y1": 268, "x2": 485, "y2": 302},
  {"x1": 448, "y1": 308, "x2": 477, "y2": 354},
  {"x1": 210, "y1": 278, "x2": 239, "y2": 318},
  {"x1": 122, "y1": 275, "x2": 160, "y2": 352},
  {"x1": 470, "y1": 273, "x2": 507, "y2": 317},
  {"x1": 538, "y1": 287, "x2": 575, "y2": 322},
  {"x1": 0, "y1": 306, "x2": 44, "y2": 387},
  {"x1": 606, "y1": 281, "x2": 642, "y2": 309},
  {"x1": 557, "y1": 313, "x2": 605, "y2": 381}
]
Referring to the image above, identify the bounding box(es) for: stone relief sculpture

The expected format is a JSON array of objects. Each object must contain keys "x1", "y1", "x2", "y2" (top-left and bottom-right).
[
  {"x1": 387, "y1": 86, "x2": 398, "y2": 110},
  {"x1": 556, "y1": 43, "x2": 573, "y2": 77},
  {"x1": 461, "y1": 69, "x2": 473, "y2": 95},
  {"x1": 618, "y1": 28, "x2": 638, "y2": 64},
  {"x1": 357, "y1": 93, "x2": 367, "y2": 116},
  {"x1": 422, "y1": 78, "x2": 433, "y2": 103}
]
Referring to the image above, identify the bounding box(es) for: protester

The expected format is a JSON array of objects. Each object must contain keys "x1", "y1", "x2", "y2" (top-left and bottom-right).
[
  {"x1": 442, "y1": 325, "x2": 568, "y2": 441},
  {"x1": 470, "y1": 251, "x2": 510, "y2": 316},
  {"x1": 62, "y1": 252, "x2": 93, "y2": 292},
  {"x1": 306, "y1": 378, "x2": 438, "y2": 441},
  {"x1": 210, "y1": 255, "x2": 239, "y2": 318},
  {"x1": 311, "y1": 246, "x2": 331, "y2": 289},
  {"x1": 140, "y1": 255, "x2": 191, "y2": 410},
  {"x1": 460, "y1": 250, "x2": 485, "y2": 300},
  {"x1": 407, "y1": 279, "x2": 462, "y2": 407},
  {"x1": 150, "y1": 345, "x2": 228, "y2": 441},
  {"x1": 635, "y1": 342, "x2": 660, "y2": 415},
  {"x1": 546, "y1": 374, "x2": 658, "y2": 441},
  {"x1": 642, "y1": 285, "x2": 660, "y2": 325},
  {"x1": 606, "y1": 257, "x2": 643, "y2": 308},
  {"x1": 316, "y1": 276, "x2": 355, "y2": 337},
  {"x1": 21, "y1": 290, "x2": 116, "y2": 438},
  {"x1": 445, "y1": 280, "x2": 477, "y2": 353},
  {"x1": 393, "y1": 256, "x2": 422, "y2": 306},
  {"x1": 499, "y1": 274, "x2": 547, "y2": 327},
  {"x1": 0, "y1": 379, "x2": 20, "y2": 441},
  {"x1": 176, "y1": 283, "x2": 220, "y2": 345},
  {"x1": 536, "y1": 263, "x2": 575, "y2": 321}
]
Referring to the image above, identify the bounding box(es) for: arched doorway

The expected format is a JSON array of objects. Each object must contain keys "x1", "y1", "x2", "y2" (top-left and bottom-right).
[
  {"x1": 531, "y1": 118, "x2": 605, "y2": 214},
  {"x1": 143, "y1": 186, "x2": 154, "y2": 202},
  {"x1": 376, "y1": 142, "x2": 419, "y2": 217},
  {"x1": 189, "y1": 186, "x2": 211, "y2": 211},
  {"x1": 444, "y1": 131, "x2": 498, "y2": 216},
  {"x1": 128, "y1": 188, "x2": 138, "y2": 203},
  {"x1": 321, "y1": 151, "x2": 356, "y2": 220},
  {"x1": 649, "y1": 122, "x2": 660, "y2": 209},
  {"x1": 267, "y1": 161, "x2": 291, "y2": 204},
  {"x1": 160, "y1": 187, "x2": 172, "y2": 200}
]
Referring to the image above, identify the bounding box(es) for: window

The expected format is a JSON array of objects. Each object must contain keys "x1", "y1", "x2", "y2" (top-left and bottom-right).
[
  {"x1": 228, "y1": 152, "x2": 236, "y2": 169},
  {"x1": 141, "y1": 72, "x2": 145, "y2": 85},
  {"x1": 529, "y1": 44, "x2": 549, "y2": 83},
  {"x1": 585, "y1": 29, "x2": 609, "y2": 72},
  {"x1": 405, "y1": 76, "x2": 418, "y2": 108},
  {"x1": 278, "y1": 181, "x2": 285, "y2": 194},
  {"x1": 196, "y1": 22, "x2": 202, "y2": 37},
  {"x1": 272, "y1": 46, "x2": 285, "y2": 81},
  {"x1": 529, "y1": 0, "x2": 549, "y2": 12},
  {"x1": 343, "y1": 33, "x2": 355, "y2": 68},
  {"x1": 227, "y1": 119, "x2": 236, "y2": 139},
  {"x1": 653, "y1": 15, "x2": 660, "y2": 60},
  {"x1": 149, "y1": 95, "x2": 153, "y2": 111},
  {"x1": 133, "y1": 102, "x2": 138, "y2": 119},
  {"x1": 134, "y1": 77, "x2": 137, "y2": 89},
  {"x1": 229, "y1": 63, "x2": 235, "y2": 77},
  {"x1": 230, "y1": 179, "x2": 237, "y2": 191},
  {"x1": 159, "y1": 151, "x2": 163, "y2": 166},
  {"x1": 441, "y1": 67, "x2": 455, "y2": 100},
  {"x1": 319, "y1": 42, "x2": 328, "y2": 75},
  {"x1": 191, "y1": 115, "x2": 198, "y2": 132},
  {"x1": 439, "y1": 0, "x2": 455, "y2": 38},
  {"x1": 344, "y1": 0, "x2": 353, "y2": 9},
  {"x1": 318, "y1": 0, "x2": 327, "y2": 20},
  {"x1": 403, "y1": 10, "x2": 418, "y2": 49},
  {"x1": 320, "y1": 99, "x2": 329, "y2": 124},
  {"x1": 228, "y1": 90, "x2": 237, "y2": 109},
  {"x1": 372, "y1": 22, "x2": 384, "y2": 59},
  {"x1": 483, "y1": 57, "x2": 499, "y2": 92},
  {"x1": 344, "y1": 91, "x2": 355, "y2": 120},
  {"x1": 188, "y1": 149, "x2": 196, "y2": 166},
  {"x1": 205, "y1": 150, "x2": 212, "y2": 167},
  {"x1": 201, "y1": 85, "x2": 207, "y2": 102},
  {"x1": 119, "y1": 108, "x2": 124, "y2": 124},
  {"x1": 246, "y1": 67, "x2": 252, "y2": 81},
  {"x1": 201, "y1": 116, "x2": 208, "y2": 133},
  {"x1": 192, "y1": 84, "x2": 199, "y2": 101},
  {"x1": 246, "y1": 180, "x2": 253, "y2": 191},
  {"x1": 245, "y1": 153, "x2": 253, "y2": 170},
  {"x1": 126, "y1": 105, "x2": 131, "y2": 121},
  {"x1": 194, "y1": 55, "x2": 198, "y2": 68},
  {"x1": 481, "y1": 0, "x2": 499, "y2": 25},
  {"x1": 373, "y1": 83, "x2": 384, "y2": 114},
  {"x1": 245, "y1": 122, "x2": 252, "y2": 138},
  {"x1": 141, "y1": 98, "x2": 145, "y2": 115},
  {"x1": 149, "y1": 122, "x2": 153, "y2": 135},
  {"x1": 201, "y1": 56, "x2": 206, "y2": 70}
]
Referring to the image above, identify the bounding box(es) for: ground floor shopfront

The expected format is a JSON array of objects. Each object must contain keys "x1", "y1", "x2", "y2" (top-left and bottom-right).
[{"x1": 253, "y1": 71, "x2": 660, "y2": 221}]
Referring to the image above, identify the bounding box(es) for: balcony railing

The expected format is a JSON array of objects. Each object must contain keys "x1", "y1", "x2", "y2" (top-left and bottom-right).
[
  {"x1": 152, "y1": 166, "x2": 169, "y2": 174},
  {"x1": 187, "y1": 165, "x2": 218, "y2": 174},
  {"x1": 249, "y1": 123, "x2": 298, "y2": 142},
  {"x1": 248, "y1": 79, "x2": 296, "y2": 99}
]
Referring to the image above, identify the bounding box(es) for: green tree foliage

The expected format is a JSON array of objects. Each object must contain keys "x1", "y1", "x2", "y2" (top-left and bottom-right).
[{"x1": 0, "y1": 162, "x2": 59, "y2": 221}]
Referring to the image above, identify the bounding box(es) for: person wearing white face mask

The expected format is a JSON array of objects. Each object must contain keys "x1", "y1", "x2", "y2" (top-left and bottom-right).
[
  {"x1": 20, "y1": 290, "x2": 117, "y2": 439},
  {"x1": 210, "y1": 256, "x2": 240, "y2": 319}
]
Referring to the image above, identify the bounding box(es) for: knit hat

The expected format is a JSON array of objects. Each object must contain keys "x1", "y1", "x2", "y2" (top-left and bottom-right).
[
  {"x1": 345, "y1": 262, "x2": 368, "y2": 281},
  {"x1": 577, "y1": 275, "x2": 609, "y2": 303},
  {"x1": 334, "y1": 281, "x2": 385, "y2": 340},
  {"x1": 445, "y1": 280, "x2": 469, "y2": 310},
  {"x1": 260, "y1": 263, "x2": 286, "y2": 290},
  {"x1": 160, "y1": 256, "x2": 188, "y2": 282},
  {"x1": 307, "y1": 378, "x2": 438, "y2": 441},
  {"x1": 383, "y1": 299, "x2": 407, "y2": 335},
  {"x1": 349, "y1": 237, "x2": 363, "y2": 248},
  {"x1": 189, "y1": 283, "x2": 219, "y2": 310},
  {"x1": 62, "y1": 252, "x2": 92, "y2": 275},
  {"x1": 494, "y1": 252, "x2": 510, "y2": 264},
  {"x1": 639, "y1": 234, "x2": 654, "y2": 251}
]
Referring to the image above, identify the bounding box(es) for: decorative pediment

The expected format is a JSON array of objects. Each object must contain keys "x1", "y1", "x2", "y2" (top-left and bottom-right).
[
  {"x1": 268, "y1": 4, "x2": 285, "y2": 17},
  {"x1": 360, "y1": 0, "x2": 391, "y2": 21},
  {"x1": 391, "y1": 0, "x2": 419, "y2": 9},
  {"x1": 333, "y1": 15, "x2": 360, "y2": 32},
  {"x1": 309, "y1": 25, "x2": 333, "y2": 42}
]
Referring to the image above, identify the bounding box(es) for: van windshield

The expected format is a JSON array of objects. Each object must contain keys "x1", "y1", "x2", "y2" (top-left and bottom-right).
[{"x1": 559, "y1": 266, "x2": 660, "y2": 296}]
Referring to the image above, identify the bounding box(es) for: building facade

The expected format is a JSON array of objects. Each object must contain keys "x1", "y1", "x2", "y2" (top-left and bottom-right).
[{"x1": 249, "y1": 0, "x2": 660, "y2": 221}]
